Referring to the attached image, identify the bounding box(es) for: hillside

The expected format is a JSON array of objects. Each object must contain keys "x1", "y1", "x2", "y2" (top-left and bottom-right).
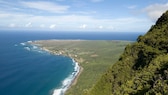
[{"x1": 89, "y1": 10, "x2": 168, "y2": 95}]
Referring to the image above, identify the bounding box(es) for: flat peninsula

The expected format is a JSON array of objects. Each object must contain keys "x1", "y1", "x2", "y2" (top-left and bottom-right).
[{"x1": 31, "y1": 40, "x2": 131, "y2": 95}]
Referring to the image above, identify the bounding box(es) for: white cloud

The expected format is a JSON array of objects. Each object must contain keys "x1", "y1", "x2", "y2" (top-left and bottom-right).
[
  {"x1": 0, "y1": 11, "x2": 152, "y2": 32},
  {"x1": 40, "y1": 24, "x2": 45, "y2": 28},
  {"x1": 21, "y1": 1, "x2": 70, "y2": 13},
  {"x1": 50, "y1": 24, "x2": 56, "y2": 29},
  {"x1": 0, "y1": 13, "x2": 11, "y2": 18},
  {"x1": 144, "y1": 3, "x2": 168, "y2": 21},
  {"x1": 0, "y1": 1, "x2": 155, "y2": 32},
  {"x1": 9, "y1": 23, "x2": 16, "y2": 27},
  {"x1": 25, "y1": 22, "x2": 32, "y2": 27},
  {"x1": 79, "y1": 24, "x2": 87, "y2": 29},
  {"x1": 98, "y1": 25, "x2": 103, "y2": 29},
  {"x1": 107, "y1": 26, "x2": 114, "y2": 30}
]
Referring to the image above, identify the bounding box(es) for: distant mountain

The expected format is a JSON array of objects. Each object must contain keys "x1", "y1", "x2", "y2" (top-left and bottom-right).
[{"x1": 88, "y1": 10, "x2": 168, "y2": 95}]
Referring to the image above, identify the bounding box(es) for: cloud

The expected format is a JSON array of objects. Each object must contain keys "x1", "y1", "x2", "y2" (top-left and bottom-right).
[
  {"x1": 40, "y1": 24, "x2": 45, "y2": 28},
  {"x1": 50, "y1": 24, "x2": 56, "y2": 29},
  {"x1": 98, "y1": 25, "x2": 103, "y2": 29},
  {"x1": 0, "y1": 11, "x2": 152, "y2": 32},
  {"x1": 0, "y1": 1, "x2": 155, "y2": 32},
  {"x1": 80, "y1": 24, "x2": 87, "y2": 29},
  {"x1": 107, "y1": 26, "x2": 114, "y2": 30},
  {"x1": 9, "y1": 23, "x2": 16, "y2": 27},
  {"x1": 25, "y1": 22, "x2": 32, "y2": 27},
  {"x1": 143, "y1": 3, "x2": 168, "y2": 21},
  {"x1": 21, "y1": 1, "x2": 70, "y2": 13}
]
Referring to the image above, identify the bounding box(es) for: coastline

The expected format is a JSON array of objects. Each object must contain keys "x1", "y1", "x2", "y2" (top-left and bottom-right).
[
  {"x1": 70, "y1": 66, "x2": 83, "y2": 86},
  {"x1": 29, "y1": 41, "x2": 82, "y2": 95},
  {"x1": 28, "y1": 40, "x2": 131, "y2": 95}
]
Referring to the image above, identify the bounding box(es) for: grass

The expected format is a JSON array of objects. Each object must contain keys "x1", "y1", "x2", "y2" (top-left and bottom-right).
[{"x1": 31, "y1": 40, "x2": 131, "y2": 95}]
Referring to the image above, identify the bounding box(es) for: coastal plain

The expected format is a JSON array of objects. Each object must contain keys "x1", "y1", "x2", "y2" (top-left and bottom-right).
[{"x1": 31, "y1": 40, "x2": 131, "y2": 95}]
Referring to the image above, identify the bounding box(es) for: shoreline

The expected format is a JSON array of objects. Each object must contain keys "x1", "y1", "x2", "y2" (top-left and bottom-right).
[
  {"x1": 70, "y1": 66, "x2": 83, "y2": 86},
  {"x1": 28, "y1": 40, "x2": 131, "y2": 95},
  {"x1": 29, "y1": 41, "x2": 82, "y2": 95}
]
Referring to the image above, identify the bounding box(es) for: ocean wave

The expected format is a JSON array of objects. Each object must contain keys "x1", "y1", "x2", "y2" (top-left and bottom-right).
[
  {"x1": 52, "y1": 59, "x2": 80, "y2": 95},
  {"x1": 24, "y1": 47, "x2": 31, "y2": 51},
  {"x1": 32, "y1": 45, "x2": 38, "y2": 49},
  {"x1": 53, "y1": 89, "x2": 64, "y2": 95},
  {"x1": 20, "y1": 42, "x2": 26, "y2": 46},
  {"x1": 27, "y1": 40, "x2": 32, "y2": 43},
  {"x1": 20, "y1": 42, "x2": 49, "y2": 54}
]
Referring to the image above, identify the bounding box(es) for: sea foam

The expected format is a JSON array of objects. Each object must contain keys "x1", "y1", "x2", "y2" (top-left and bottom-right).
[
  {"x1": 20, "y1": 42, "x2": 26, "y2": 46},
  {"x1": 20, "y1": 41, "x2": 49, "y2": 54},
  {"x1": 52, "y1": 59, "x2": 80, "y2": 95},
  {"x1": 24, "y1": 47, "x2": 30, "y2": 51}
]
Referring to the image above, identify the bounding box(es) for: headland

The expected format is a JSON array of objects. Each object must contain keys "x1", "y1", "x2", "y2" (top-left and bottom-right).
[{"x1": 29, "y1": 40, "x2": 131, "y2": 95}]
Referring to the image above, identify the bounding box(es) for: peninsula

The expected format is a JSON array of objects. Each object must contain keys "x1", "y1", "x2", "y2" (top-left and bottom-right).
[{"x1": 30, "y1": 40, "x2": 131, "y2": 95}]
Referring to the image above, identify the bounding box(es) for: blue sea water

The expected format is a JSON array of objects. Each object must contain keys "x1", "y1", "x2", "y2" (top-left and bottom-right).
[{"x1": 0, "y1": 31, "x2": 145, "y2": 95}]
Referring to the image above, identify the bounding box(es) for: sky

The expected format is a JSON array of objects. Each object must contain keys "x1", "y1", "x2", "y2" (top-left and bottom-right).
[{"x1": 0, "y1": 0, "x2": 168, "y2": 32}]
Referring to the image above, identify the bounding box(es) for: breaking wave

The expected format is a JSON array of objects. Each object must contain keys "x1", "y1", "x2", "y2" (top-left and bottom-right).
[
  {"x1": 20, "y1": 41, "x2": 48, "y2": 54},
  {"x1": 52, "y1": 59, "x2": 80, "y2": 95}
]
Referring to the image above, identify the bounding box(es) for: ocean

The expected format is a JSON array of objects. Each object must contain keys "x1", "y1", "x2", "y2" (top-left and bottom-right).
[{"x1": 0, "y1": 31, "x2": 144, "y2": 95}]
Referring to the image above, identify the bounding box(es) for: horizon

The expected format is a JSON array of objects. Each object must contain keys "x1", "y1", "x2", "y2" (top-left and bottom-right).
[
  {"x1": 0, "y1": 0, "x2": 168, "y2": 32},
  {"x1": 0, "y1": 29, "x2": 146, "y2": 33}
]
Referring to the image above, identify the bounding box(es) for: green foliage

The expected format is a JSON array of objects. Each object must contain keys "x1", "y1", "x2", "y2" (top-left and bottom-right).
[
  {"x1": 89, "y1": 10, "x2": 168, "y2": 95},
  {"x1": 64, "y1": 41, "x2": 130, "y2": 95}
]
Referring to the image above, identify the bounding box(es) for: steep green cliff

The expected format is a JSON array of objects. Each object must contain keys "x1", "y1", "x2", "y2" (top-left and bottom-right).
[{"x1": 88, "y1": 10, "x2": 168, "y2": 95}]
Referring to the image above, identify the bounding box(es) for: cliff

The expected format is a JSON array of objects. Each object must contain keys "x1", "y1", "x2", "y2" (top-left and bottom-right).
[{"x1": 89, "y1": 10, "x2": 168, "y2": 95}]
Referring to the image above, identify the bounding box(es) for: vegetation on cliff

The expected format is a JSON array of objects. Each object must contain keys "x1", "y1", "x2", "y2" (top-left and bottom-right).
[{"x1": 89, "y1": 10, "x2": 168, "y2": 95}]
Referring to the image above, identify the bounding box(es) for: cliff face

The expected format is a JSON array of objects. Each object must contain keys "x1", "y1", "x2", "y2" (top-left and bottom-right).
[{"x1": 88, "y1": 10, "x2": 168, "y2": 95}]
